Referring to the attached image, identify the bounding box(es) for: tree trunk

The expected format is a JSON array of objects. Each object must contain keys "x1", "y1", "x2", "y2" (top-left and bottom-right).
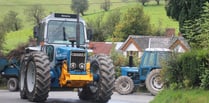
[
  {"x1": 80, "y1": 11, "x2": 85, "y2": 16},
  {"x1": 142, "y1": 2, "x2": 145, "y2": 6},
  {"x1": 156, "y1": 0, "x2": 160, "y2": 5}
]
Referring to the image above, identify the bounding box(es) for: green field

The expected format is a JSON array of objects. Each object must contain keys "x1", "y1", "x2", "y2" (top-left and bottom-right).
[{"x1": 0, "y1": 0, "x2": 179, "y2": 53}]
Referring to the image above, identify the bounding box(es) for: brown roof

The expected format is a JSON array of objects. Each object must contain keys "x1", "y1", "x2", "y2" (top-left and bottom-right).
[
  {"x1": 120, "y1": 37, "x2": 143, "y2": 52},
  {"x1": 89, "y1": 42, "x2": 112, "y2": 55}
]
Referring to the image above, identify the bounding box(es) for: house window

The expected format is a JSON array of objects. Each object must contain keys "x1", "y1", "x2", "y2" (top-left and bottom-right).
[{"x1": 127, "y1": 51, "x2": 138, "y2": 57}]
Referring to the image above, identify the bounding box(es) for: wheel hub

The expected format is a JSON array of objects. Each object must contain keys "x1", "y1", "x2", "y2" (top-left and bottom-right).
[
  {"x1": 119, "y1": 81, "x2": 130, "y2": 91},
  {"x1": 151, "y1": 75, "x2": 163, "y2": 91},
  {"x1": 26, "y1": 62, "x2": 36, "y2": 92},
  {"x1": 89, "y1": 82, "x2": 98, "y2": 93},
  {"x1": 9, "y1": 81, "x2": 15, "y2": 88}
]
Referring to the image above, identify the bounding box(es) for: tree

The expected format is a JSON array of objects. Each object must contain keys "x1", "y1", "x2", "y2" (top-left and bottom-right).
[
  {"x1": 103, "y1": 10, "x2": 121, "y2": 41},
  {"x1": 70, "y1": 0, "x2": 89, "y2": 16},
  {"x1": 156, "y1": 0, "x2": 160, "y2": 5},
  {"x1": 182, "y1": 2, "x2": 209, "y2": 48},
  {"x1": 86, "y1": 10, "x2": 121, "y2": 42},
  {"x1": 165, "y1": 0, "x2": 207, "y2": 32},
  {"x1": 0, "y1": 23, "x2": 6, "y2": 50},
  {"x1": 25, "y1": 4, "x2": 46, "y2": 25},
  {"x1": 86, "y1": 14, "x2": 105, "y2": 41},
  {"x1": 137, "y1": 0, "x2": 150, "y2": 6},
  {"x1": 101, "y1": 0, "x2": 111, "y2": 11},
  {"x1": 3, "y1": 11, "x2": 22, "y2": 32},
  {"x1": 113, "y1": 6, "x2": 152, "y2": 41},
  {"x1": 0, "y1": 11, "x2": 22, "y2": 51}
]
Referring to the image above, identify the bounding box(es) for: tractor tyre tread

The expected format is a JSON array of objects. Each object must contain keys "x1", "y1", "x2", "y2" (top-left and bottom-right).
[
  {"x1": 145, "y1": 69, "x2": 162, "y2": 96},
  {"x1": 78, "y1": 54, "x2": 115, "y2": 103},
  {"x1": 26, "y1": 52, "x2": 51, "y2": 102},
  {"x1": 95, "y1": 54, "x2": 115, "y2": 103}
]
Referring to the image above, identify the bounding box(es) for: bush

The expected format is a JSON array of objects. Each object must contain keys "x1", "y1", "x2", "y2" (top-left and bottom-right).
[{"x1": 162, "y1": 49, "x2": 209, "y2": 89}]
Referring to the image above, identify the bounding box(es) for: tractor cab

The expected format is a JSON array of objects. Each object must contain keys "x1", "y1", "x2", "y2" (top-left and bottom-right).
[
  {"x1": 139, "y1": 48, "x2": 171, "y2": 81},
  {"x1": 33, "y1": 13, "x2": 91, "y2": 47}
]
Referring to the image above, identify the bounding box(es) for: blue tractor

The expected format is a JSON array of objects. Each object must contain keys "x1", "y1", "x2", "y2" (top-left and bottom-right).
[
  {"x1": 16, "y1": 13, "x2": 115, "y2": 103},
  {"x1": 0, "y1": 58, "x2": 19, "y2": 91},
  {"x1": 114, "y1": 48, "x2": 170, "y2": 95}
]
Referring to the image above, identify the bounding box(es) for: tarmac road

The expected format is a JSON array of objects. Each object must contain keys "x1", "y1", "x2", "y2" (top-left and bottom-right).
[{"x1": 0, "y1": 90, "x2": 154, "y2": 103}]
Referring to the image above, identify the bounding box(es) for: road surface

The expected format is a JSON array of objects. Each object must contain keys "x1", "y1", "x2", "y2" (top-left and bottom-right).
[{"x1": 0, "y1": 90, "x2": 154, "y2": 103}]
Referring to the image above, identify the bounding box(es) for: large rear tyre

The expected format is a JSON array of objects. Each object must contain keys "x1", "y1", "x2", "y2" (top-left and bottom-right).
[
  {"x1": 145, "y1": 69, "x2": 163, "y2": 95},
  {"x1": 78, "y1": 54, "x2": 115, "y2": 103},
  {"x1": 25, "y1": 52, "x2": 51, "y2": 102},
  {"x1": 7, "y1": 78, "x2": 18, "y2": 91},
  {"x1": 114, "y1": 76, "x2": 134, "y2": 95}
]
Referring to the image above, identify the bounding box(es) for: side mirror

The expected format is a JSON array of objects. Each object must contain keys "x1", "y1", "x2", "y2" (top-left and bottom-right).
[
  {"x1": 33, "y1": 26, "x2": 39, "y2": 38},
  {"x1": 87, "y1": 29, "x2": 93, "y2": 40}
]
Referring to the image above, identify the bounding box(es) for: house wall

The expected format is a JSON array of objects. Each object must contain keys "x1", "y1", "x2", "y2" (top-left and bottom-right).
[
  {"x1": 138, "y1": 52, "x2": 143, "y2": 58},
  {"x1": 122, "y1": 43, "x2": 143, "y2": 58},
  {"x1": 173, "y1": 45, "x2": 186, "y2": 53}
]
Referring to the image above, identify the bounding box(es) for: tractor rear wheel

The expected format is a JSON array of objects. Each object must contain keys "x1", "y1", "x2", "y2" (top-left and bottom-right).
[
  {"x1": 7, "y1": 78, "x2": 18, "y2": 91},
  {"x1": 114, "y1": 76, "x2": 134, "y2": 95},
  {"x1": 78, "y1": 54, "x2": 115, "y2": 103},
  {"x1": 145, "y1": 69, "x2": 163, "y2": 95},
  {"x1": 25, "y1": 52, "x2": 51, "y2": 102}
]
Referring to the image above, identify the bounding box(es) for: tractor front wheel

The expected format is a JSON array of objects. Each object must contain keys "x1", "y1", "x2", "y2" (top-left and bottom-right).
[
  {"x1": 145, "y1": 69, "x2": 163, "y2": 95},
  {"x1": 78, "y1": 54, "x2": 115, "y2": 103},
  {"x1": 19, "y1": 54, "x2": 29, "y2": 99},
  {"x1": 114, "y1": 76, "x2": 134, "y2": 95},
  {"x1": 25, "y1": 52, "x2": 51, "y2": 102},
  {"x1": 7, "y1": 78, "x2": 18, "y2": 91}
]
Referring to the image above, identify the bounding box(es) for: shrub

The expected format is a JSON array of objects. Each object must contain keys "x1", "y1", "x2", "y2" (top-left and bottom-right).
[{"x1": 162, "y1": 49, "x2": 209, "y2": 89}]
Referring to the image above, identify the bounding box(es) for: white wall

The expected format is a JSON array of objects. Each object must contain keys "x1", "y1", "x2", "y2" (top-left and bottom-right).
[
  {"x1": 174, "y1": 45, "x2": 185, "y2": 53},
  {"x1": 122, "y1": 43, "x2": 143, "y2": 58}
]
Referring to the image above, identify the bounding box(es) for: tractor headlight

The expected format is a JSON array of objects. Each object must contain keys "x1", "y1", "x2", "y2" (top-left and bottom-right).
[
  {"x1": 71, "y1": 62, "x2": 76, "y2": 69},
  {"x1": 79, "y1": 63, "x2": 85, "y2": 70}
]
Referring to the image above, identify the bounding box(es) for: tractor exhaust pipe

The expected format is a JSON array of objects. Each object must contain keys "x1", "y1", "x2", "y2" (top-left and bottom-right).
[
  {"x1": 76, "y1": 10, "x2": 80, "y2": 48},
  {"x1": 129, "y1": 51, "x2": 133, "y2": 67}
]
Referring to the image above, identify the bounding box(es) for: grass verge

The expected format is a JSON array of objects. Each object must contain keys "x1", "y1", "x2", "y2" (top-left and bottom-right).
[{"x1": 150, "y1": 89, "x2": 209, "y2": 103}]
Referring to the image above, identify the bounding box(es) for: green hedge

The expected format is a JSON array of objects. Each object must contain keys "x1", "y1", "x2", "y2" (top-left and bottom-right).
[{"x1": 162, "y1": 49, "x2": 209, "y2": 89}]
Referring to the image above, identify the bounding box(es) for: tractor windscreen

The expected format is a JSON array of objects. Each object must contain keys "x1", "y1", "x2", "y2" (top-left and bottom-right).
[{"x1": 47, "y1": 20, "x2": 85, "y2": 45}]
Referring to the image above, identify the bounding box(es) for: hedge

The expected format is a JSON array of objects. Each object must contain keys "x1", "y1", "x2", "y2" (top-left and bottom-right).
[{"x1": 162, "y1": 49, "x2": 209, "y2": 89}]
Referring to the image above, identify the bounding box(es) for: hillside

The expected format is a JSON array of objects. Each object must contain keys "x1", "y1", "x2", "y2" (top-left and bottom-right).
[{"x1": 0, "y1": 0, "x2": 179, "y2": 53}]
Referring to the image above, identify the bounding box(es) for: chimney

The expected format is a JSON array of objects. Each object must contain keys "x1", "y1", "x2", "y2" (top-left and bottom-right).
[{"x1": 165, "y1": 28, "x2": 175, "y2": 37}]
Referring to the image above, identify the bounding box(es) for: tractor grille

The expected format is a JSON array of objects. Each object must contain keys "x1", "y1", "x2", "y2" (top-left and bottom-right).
[{"x1": 70, "y1": 51, "x2": 86, "y2": 70}]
